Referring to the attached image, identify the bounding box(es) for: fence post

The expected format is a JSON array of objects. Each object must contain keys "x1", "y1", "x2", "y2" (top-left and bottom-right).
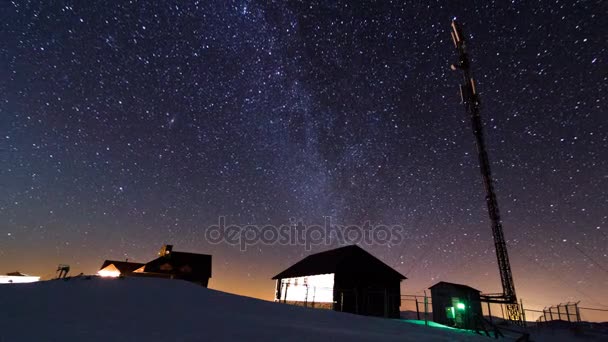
[
  {"x1": 520, "y1": 299, "x2": 527, "y2": 327},
  {"x1": 384, "y1": 288, "x2": 388, "y2": 318},
  {"x1": 575, "y1": 302, "x2": 581, "y2": 322},
  {"x1": 557, "y1": 304, "x2": 563, "y2": 321},
  {"x1": 487, "y1": 301, "x2": 493, "y2": 324},
  {"x1": 355, "y1": 288, "x2": 359, "y2": 314},
  {"x1": 424, "y1": 290, "x2": 429, "y2": 326},
  {"x1": 415, "y1": 296, "x2": 421, "y2": 320},
  {"x1": 565, "y1": 303, "x2": 571, "y2": 322},
  {"x1": 541, "y1": 309, "x2": 546, "y2": 325},
  {"x1": 548, "y1": 306, "x2": 554, "y2": 320}
]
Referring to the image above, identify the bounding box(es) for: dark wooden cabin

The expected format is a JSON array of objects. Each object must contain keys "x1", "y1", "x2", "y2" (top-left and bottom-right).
[
  {"x1": 139, "y1": 245, "x2": 212, "y2": 287},
  {"x1": 272, "y1": 245, "x2": 406, "y2": 318},
  {"x1": 429, "y1": 281, "x2": 483, "y2": 329}
]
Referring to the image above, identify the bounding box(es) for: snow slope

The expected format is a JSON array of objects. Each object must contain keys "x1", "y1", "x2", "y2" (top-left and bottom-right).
[{"x1": 0, "y1": 277, "x2": 484, "y2": 341}]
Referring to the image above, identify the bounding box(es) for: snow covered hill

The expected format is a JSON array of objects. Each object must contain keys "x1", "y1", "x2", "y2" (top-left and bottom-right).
[{"x1": 0, "y1": 277, "x2": 484, "y2": 341}]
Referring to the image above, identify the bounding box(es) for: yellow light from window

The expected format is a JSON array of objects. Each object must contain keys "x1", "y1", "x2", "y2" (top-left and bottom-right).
[{"x1": 97, "y1": 269, "x2": 120, "y2": 277}]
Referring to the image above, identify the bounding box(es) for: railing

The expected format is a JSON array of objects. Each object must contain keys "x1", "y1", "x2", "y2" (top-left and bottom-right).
[
  {"x1": 535, "y1": 302, "x2": 608, "y2": 325},
  {"x1": 535, "y1": 302, "x2": 581, "y2": 324},
  {"x1": 399, "y1": 294, "x2": 433, "y2": 321}
]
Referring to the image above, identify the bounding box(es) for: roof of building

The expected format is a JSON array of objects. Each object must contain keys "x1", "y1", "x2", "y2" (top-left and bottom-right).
[
  {"x1": 99, "y1": 260, "x2": 146, "y2": 274},
  {"x1": 144, "y1": 251, "x2": 212, "y2": 278},
  {"x1": 429, "y1": 281, "x2": 481, "y2": 293},
  {"x1": 272, "y1": 245, "x2": 406, "y2": 280}
]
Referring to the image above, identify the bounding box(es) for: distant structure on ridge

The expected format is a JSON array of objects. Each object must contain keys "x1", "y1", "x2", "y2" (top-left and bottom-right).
[{"x1": 98, "y1": 244, "x2": 212, "y2": 287}]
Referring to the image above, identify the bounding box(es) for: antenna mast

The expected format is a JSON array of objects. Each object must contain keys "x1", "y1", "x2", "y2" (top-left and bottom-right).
[{"x1": 449, "y1": 20, "x2": 522, "y2": 322}]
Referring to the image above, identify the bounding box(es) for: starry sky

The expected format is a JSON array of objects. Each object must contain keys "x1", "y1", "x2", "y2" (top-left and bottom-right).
[{"x1": 1, "y1": 0, "x2": 606, "y2": 321}]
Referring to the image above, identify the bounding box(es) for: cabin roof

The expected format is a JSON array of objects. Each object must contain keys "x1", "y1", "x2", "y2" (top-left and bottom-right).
[
  {"x1": 144, "y1": 251, "x2": 212, "y2": 278},
  {"x1": 272, "y1": 245, "x2": 406, "y2": 280},
  {"x1": 429, "y1": 281, "x2": 481, "y2": 293},
  {"x1": 99, "y1": 260, "x2": 145, "y2": 273}
]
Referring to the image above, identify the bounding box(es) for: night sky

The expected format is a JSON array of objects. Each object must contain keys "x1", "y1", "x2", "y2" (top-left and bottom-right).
[{"x1": 1, "y1": 0, "x2": 606, "y2": 319}]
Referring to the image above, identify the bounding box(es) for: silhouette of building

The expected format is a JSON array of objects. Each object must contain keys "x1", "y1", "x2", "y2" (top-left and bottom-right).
[
  {"x1": 98, "y1": 260, "x2": 145, "y2": 278},
  {"x1": 138, "y1": 245, "x2": 212, "y2": 287},
  {"x1": 272, "y1": 245, "x2": 406, "y2": 318},
  {"x1": 98, "y1": 245, "x2": 212, "y2": 287},
  {"x1": 429, "y1": 281, "x2": 483, "y2": 329}
]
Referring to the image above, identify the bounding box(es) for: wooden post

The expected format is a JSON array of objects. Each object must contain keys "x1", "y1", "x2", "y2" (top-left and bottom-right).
[
  {"x1": 565, "y1": 303, "x2": 571, "y2": 322},
  {"x1": 520, "y1": 299, "x2": 526, "y2": 327},
  {"x1": 575, "y1": 302, "x2": 581, "y2": 322},
  {"x1": 425, "y1": 292, "x2": 429, "y2": 326},
  {"x1": 384, "y1": 288, "x2": 389, "y2": 318},
  {"x1": 487, "y1": 301, "x2": 493, "y2": 324},
  {"x1": 557, "y1": 304, "x2": 563, "y2": 321},
  {"x1": 355, "y1": 288, "x2": 359, "y2": 314},
  {"x1": 283, "y1": 282, "x2": 289, "y2": 304},
  {"x1": 415, "y1": 296, "x2": 421, "y2": 320}
]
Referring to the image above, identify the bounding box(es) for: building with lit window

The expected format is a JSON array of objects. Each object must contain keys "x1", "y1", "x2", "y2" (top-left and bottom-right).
[
  {"x1": 0, "y1": 272, "x2": 40, "y2": 284},
  {"x1": 272, "y1": 245, "x2": 406, "y2": 318},
  {"x1": 97, "y1": 245, "x2": 212, "y2": 287},
  {"x1": 429, "y1": 282, "x2": 483, "y2": 329},
  {"x1": 98, "y1": 260, "x2": 145, "y2": 278}
]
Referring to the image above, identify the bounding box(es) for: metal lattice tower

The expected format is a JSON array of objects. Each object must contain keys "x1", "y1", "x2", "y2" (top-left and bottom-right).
[{"x1": 448, "y1": 20, "x2": 522, "y2": 322}]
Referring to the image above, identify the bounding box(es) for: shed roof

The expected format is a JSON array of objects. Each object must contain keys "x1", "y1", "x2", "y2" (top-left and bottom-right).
[
  {"x1": 429, "y1": 281, "x2": 481, "y2": 293},
  {"x1": 272, "y1": 245, "x2": 406, "y2": 280}
]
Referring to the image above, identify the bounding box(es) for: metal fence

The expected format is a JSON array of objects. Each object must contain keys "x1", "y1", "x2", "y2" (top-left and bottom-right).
[
  {"x1": 535, "y1": 302, "x2": 581, "y2": 324},
  {"x1": 534, "y1": 303, "x2": 608, "y2": 325},
  {"x1": 399, "y1": 294, "x2": 433, "y2": 321}
]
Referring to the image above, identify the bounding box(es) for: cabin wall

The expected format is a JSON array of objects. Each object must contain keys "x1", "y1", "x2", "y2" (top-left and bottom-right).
[{"x1": 334, "y1": 272, "x2": 401, "y2": 318}]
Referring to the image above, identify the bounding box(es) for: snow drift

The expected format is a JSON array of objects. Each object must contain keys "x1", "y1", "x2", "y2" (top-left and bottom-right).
[{"x1": 0, "y1": 277, "x2": 483, "y2": 341}]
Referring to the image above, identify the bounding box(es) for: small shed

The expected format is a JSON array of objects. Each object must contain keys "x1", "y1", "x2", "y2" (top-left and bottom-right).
[
  {"x1": 429, "y1": 281, "x2": 483, "y2": 329},
  {"x1": 272, "y1": 245, "x2": 406, "y2": 318}
]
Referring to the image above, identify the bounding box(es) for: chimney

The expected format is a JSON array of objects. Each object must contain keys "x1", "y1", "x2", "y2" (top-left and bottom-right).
[{"x1": 159, "y1": 244, "x2": 173, "y2": 257}]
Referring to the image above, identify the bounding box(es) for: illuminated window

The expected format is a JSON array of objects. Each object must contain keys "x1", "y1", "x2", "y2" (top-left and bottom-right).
[
  {"x1": 97, "y1": 264, "x2": 121, "y2": 277},
  {"x1": 281, "y1": 273, "x2": 334, "y2": 303}
]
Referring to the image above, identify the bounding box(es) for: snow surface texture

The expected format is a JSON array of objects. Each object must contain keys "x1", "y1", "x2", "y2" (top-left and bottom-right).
[{"x1": 0, "y1": 277, "x2": 484, "y2": 342}]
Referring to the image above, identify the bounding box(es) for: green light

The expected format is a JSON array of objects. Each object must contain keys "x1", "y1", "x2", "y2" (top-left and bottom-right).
[{"x1": 456, "y1": 303, "x2": 466, "y2": 310}]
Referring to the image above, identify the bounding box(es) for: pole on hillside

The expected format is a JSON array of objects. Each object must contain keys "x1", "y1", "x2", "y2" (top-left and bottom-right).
[{"x1": 424, "y1": 291, "x2": 429, "y2": 326}]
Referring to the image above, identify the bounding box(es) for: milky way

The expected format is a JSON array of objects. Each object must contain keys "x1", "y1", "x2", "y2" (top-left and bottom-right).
[{"x1": 1, "y1": 1, "x2": 606, "y2": 318}]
